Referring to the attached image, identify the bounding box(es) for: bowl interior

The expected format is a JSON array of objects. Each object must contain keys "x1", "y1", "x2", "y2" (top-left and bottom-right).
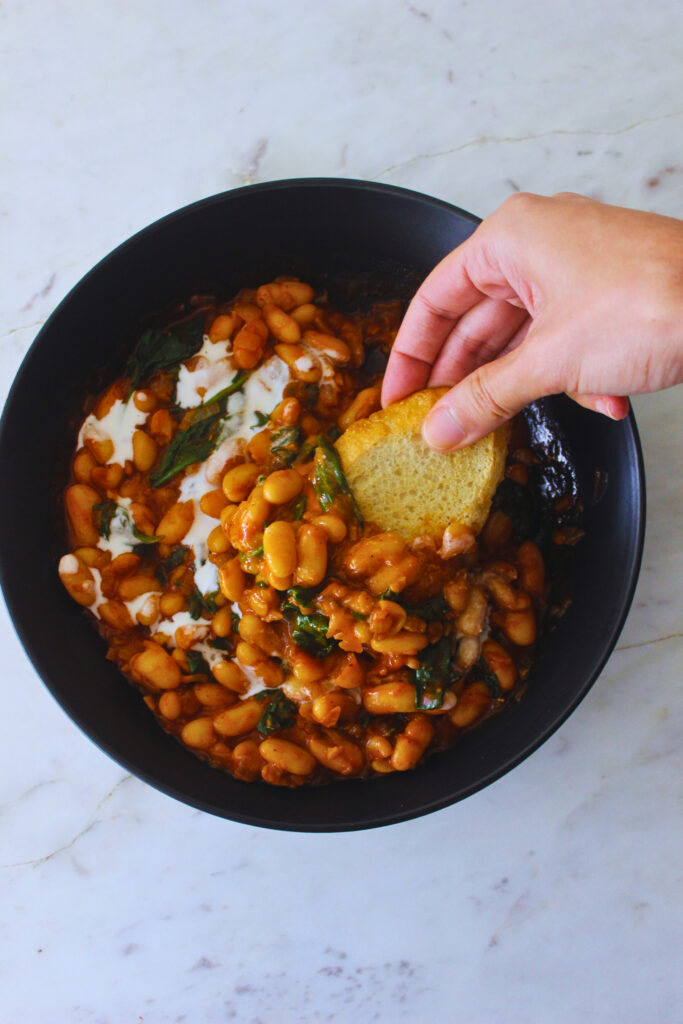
[{"x1": 0, "y1": 180, "x2": 645, "y2": 830}]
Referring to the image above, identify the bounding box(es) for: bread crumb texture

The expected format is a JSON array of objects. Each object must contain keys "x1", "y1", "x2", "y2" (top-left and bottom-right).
[{"x1": 336, "y1": 388, "x2": 508, "y2": 540}]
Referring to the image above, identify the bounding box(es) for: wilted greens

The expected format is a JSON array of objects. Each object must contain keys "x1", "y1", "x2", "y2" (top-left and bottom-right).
[
  {"x1": 255, "y1": 689, "x2": 298, "y2": 735},
  {"x1": 270, "y1": 425, "x2": 304, "y2": 467},
  {"x1": 312, "y1": 436, "x2": 363, "y2": 527},
  {"x1": 93, "y1": 500, "x2": 158, "y2": 544},
  {"x1": 412, "y1": 635, "x2": 454, "y2": 710},
  {"x1": 282, "y1": 588, "x2": 336, "y2": 658},
  {"x1": 149, "y1": 371, "x2": 248, "y2": 487},
  {"x1": 186, "y1": 650, "x2": 211, "y2": 676},
  {"x1": 126, "y1": 314, "x2": 205, "y2": 392}
]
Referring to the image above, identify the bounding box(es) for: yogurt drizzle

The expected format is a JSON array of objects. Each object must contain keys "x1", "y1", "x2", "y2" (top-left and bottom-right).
[{"x1": 74, "y1": 347, "x2": 293, "y2": 700}]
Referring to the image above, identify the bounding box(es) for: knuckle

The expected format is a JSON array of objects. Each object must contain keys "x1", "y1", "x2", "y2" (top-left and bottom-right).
[
  {"x1": 467, "y1": 370, "x2": 511, "y2": 422},
  {"x1": 552, "y1": 190, "x2": 587, "y2": 202},
  {"x1": 450, "y1": 325, "x2": 501, "y2": 363},
  {"x1": 417, "y1": 288, "x2": 456, "y2": 324},
  {"x1": 500, "y1": 190, "x2": 538, "y2": 215}
]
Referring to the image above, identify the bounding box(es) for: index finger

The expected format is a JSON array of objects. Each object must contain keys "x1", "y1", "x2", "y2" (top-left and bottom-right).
[{"x1": 382, "y1": 239, "x2": 483, "y2": 406}]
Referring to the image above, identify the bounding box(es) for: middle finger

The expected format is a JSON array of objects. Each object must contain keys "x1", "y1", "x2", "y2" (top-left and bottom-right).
[{"x1": 428, "y1": 298, "x2": 529, "y2": 387}]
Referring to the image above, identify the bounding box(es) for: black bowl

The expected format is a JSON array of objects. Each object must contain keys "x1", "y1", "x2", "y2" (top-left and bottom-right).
[{"x1": 0, "y1": 179, "x2": 645, "y2": 831}]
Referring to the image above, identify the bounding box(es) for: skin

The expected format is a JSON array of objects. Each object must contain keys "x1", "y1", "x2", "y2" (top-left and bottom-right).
[{"x1": 381, "y1": 192, "x2": 683, "y2": 450}]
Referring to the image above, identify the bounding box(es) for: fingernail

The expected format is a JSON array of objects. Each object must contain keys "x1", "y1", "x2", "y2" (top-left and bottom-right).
[
  {"x1": 596, "y1": 397, "x2": 616, "y2": 419},
  {"x1": 423, "y1": 407, "x2": 466, "y2": 450}
]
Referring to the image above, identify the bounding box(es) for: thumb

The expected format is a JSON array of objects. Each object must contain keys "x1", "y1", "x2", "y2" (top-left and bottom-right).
[{"x1": 422, "y1": 346, "x2": 546, "y2": 450}]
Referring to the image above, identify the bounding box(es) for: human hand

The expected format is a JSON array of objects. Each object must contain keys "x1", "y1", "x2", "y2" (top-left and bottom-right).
[{"x1": 381, "y1": 192, "x2": 683, "y2": 450}]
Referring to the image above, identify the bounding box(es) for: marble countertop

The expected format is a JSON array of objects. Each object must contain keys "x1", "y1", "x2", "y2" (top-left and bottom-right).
[{"x1": 1, "y1": 2, "x2": 681, "y2": 1021}]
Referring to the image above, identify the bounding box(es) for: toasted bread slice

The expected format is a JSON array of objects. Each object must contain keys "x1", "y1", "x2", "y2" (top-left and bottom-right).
[{"x1": 336, "y1": 388, "x2": 508, "y2": 541}]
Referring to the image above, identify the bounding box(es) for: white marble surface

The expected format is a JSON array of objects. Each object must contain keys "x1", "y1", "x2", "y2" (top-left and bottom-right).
[{"x1": 1, "y1": 1, "x2": 682, "y2": 1021}]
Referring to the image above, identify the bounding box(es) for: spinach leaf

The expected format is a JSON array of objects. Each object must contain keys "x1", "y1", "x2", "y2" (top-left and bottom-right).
[
  {"x1": 476, "y1": 655, "x2": 502, "y2": 699},
  {"x1": 493, "y1": 479, "x2": 538, "y2": 543},
  {"x1": 285, "y1": 586, "x2": 316, "y2": 612},
  {"x1": 271, "y1": 425, "x2": 304, "y2": 467},
  {"x1": 165, "y1": 546, "x2": 187, "y2": 571},
  {"x1": 150, "y1": 410, "x2": 221, "y2": 487},
  {"x1": 299, "y1": 383, "x2": 319, "y2": 408},
  {"x1": 93, "y1": 500, "x2": 159, "y2": 545},
  {"x1": 412, "y1": 635, "x2": 453, "y2": 710},
  {"x1": 295, "y1": 438, "x2": 317, "y2": 464},
  {"x1": 187, "y1": 586, "x2": 220, "y2": 620},
  {"x1": 312, "y1": 436, "x2": 364, "y2": 527},
  {"x1": 284, "y1": 381, "x2": 319, "y2": 409},
  {"x1": 202, "y1": 371, "x2": 249, "y2": 411},
  {"x1": 187, "y1": 587, "x2": 205, "y2": 620},
  {"x1": 155, "y1": 546, "x2": 187, "y2": 585},
  {"x1": 282, "y1": 590, "x2": 336, "y2": 657},
  {"x1": 92, "y1": 499, "x2": 118, "y2": 540},
  {"x1": 126, "y1": 314, "x2": 204, "y2": 391},
  {"x1": 291, "y1": 495, "x2": 307, "y2": 520},
  {"x1": 132, "y1": 525, "x2": 160, "y2": 544},
  {"x1": 238, "y1": 541, "x2": 264, "y2": 564},
  {"x1": 290, "y1": 612, "x2": 336, "y2": 657},
  {"x1": 186, "y1": 650, "x2": 211, "y2": 676},
  {"x1": 208, "y1": 636, "x2": 231, "y2": 652},
  {"x1": 251, "y1": 410, "x2": 270, "y2": 429},
  {"x1": 256, "y1": 689, "x2": 298, "y2": 736},
  {"x1": 150, "y1": 371, "x2": 249, "y2": 488},
  {"x1": 202, "y1": 590, "x2": 221, "y2": 615},
  {"x1": 272, "y1": 425, "x2": 303, "y2": 449}
]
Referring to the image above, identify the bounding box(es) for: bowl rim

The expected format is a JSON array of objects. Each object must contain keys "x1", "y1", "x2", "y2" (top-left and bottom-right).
[{"x1": 0, "y1": 178, "x2": 646, "y2": 831}]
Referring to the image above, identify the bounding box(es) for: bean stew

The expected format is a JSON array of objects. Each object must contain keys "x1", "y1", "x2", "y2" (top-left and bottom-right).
[{"x1": 59, "y1": 278, "x2": 582, "y2": 787}]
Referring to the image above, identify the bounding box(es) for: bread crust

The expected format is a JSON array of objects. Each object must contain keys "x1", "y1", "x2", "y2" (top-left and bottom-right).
[
  {"x1": 336, "y1": 388, "x2": 509, "y2": 540},
  {"x1": 336, "y1": 388, "x2": 448, "y2": 465}
]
